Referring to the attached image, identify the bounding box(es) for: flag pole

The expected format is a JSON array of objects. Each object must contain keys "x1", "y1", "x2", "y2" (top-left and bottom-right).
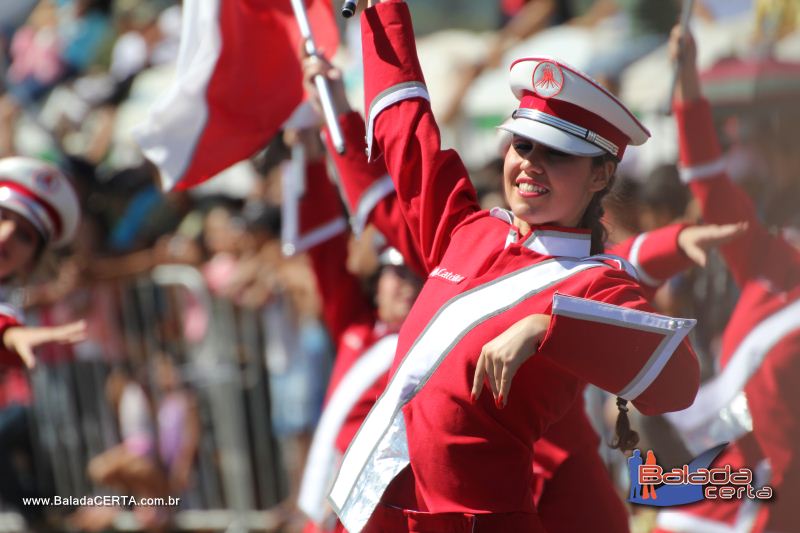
[
  {"x1": 281, "y1": 142, "x2": 305, "y2": 256},
  {"x1": 662, "y1": 0, "x2": 695, "y2": 116},
  {"x1": 290, "y1": 0, "x2": 346, "y2": 154}
]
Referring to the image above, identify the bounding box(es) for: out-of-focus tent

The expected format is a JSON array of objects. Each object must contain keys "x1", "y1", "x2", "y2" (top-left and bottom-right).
[{"x1": 700, "y1": 56, "x2": 800, "y2": 115}]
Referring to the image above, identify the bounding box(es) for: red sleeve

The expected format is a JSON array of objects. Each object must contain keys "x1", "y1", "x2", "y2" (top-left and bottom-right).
[
  {"x1": 675, "y1": 98, "x2": 800, "y2": 289},
  {"x1": 537, "y1": 269, "x2": 699, "y2": 415},
  {"x1": 301, "y1": 160, "x2": 373, "y2": 347},
  {"x1": 0, "y1": 310, "x2": 23, "y2": 368},
  {"x1": 325, "y1": 111, "x2": 427, "y2": 278},
  {"x1": 360, "y1": 1, "x2": 480, "y2": 272},
  {"x1": 608, "y1": 223, "x2": 693, "y2": 298}
]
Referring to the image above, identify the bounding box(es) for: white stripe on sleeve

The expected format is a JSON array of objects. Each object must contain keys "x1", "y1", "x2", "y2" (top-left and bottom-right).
[
  {"x1": 551, "y1": 293, "x2": 695, "y2": 400},
  {"x1": 366, "y1": 82, "x2": 430, "y2": 162},
  {"x1": 679, "y1": 158, "x2": 726, "y2": 183}
]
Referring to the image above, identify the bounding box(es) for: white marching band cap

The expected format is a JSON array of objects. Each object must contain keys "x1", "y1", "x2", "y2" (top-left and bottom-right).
[
  {"x1": 500, "y1": 57, "x2": 650, "y2": 160},
  {"x1": 0, "y1": 157, "x2": 81, "y2": 247}
]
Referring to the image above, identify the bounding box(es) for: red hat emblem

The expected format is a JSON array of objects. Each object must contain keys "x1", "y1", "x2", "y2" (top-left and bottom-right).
[
  {"x1": 532, "y1": 61, "x2": 564, "y2": 99},
  {"x1": 34, "y1": 169, "x2": 59, "y2": 193}
]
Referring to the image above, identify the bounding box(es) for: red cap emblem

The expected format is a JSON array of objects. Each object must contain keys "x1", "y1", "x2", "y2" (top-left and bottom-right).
[
  {"x1": 34, "y1": 170, "x2": 59, "y2": 193},
  {"x1": 532, "y1": 61, "x2": 564, "y2": 99}
]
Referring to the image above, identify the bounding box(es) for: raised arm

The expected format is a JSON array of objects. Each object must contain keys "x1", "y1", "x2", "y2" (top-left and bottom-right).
[
  {"x1": 325, "y1": 111, "x2": 427, "y2": 278},
  {"x1": 609, "y1": 222, "x2": 746, "y2": 298},
  {"x1": 0, "y1": 303, "x2": 87, "y2": 369},
  {"x1": 360, "y1": 0, "x2": 480, "y2": 270},
  {"x1": 608, "y1": 223, "x2": 693, "y2": 298},
  {"x1": 672, "y1": 27, "x2": 800, "y2": 289},
  {"x1": 300, "y1": 157, "x2": 373, "y2": 347}
]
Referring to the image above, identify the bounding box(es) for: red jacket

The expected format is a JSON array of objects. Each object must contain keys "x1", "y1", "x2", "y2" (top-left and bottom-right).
[
  {"x1": 670, "y1": 98, "x2": 800, "y2": 533},
  {"x1": 331, "y1": 110, "x2": 695, "y2": 529},
  {"x1": 0, "y1": 303, "x2": 24, "y2": 368},
  {"x1": 675, "y1": 99, "x2": 800, "y2": 374},
  {"x1": 298, "y1": 151, "x2": 422, "y2": 529},
  {"x1": 329, "y1": 3, "x2": 699, "y2": 531}
]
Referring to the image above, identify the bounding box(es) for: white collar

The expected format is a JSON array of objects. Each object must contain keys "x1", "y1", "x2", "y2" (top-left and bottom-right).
[{"x1": 490, "y1": 207, "x2": 592, "y2": 258}]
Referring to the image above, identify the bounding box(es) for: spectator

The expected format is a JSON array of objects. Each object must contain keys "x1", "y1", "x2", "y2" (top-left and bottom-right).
[{"x1": 637, "y1": 164, "x2": 690, "y2": 232}]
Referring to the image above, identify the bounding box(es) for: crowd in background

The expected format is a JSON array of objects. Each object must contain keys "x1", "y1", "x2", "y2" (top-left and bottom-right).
[{"x1": 0, "y1": 0, "x2": 798, "y2": 531}]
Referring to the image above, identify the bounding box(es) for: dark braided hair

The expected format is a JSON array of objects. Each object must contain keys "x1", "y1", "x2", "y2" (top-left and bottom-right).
[
  {"x1": 580, "y1": 152, "x2": 640, "y2": 452},
  {"x1": 579, "y1": 153, "x2": 619, "y2": 255},
  {"x1": 610, "y1": 397, "x2": 640, "y2": 452}
]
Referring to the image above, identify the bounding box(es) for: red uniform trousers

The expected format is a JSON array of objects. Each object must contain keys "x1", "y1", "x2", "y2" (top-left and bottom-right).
[
  {"x1": 533, "y1": 397, "x2": 629, "y2": 533},
  {"x1": 537, "y1": 444, "x2": 629, "y2": 533}
]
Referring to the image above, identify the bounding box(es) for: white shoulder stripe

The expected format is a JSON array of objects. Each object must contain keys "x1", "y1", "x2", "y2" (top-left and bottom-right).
[
  {"x1": 0, "y1": 303, "x2": 23, "y2": 323},
  {"x1": 489, "y1": 207, "x2": 514, "y2": 224},
  {"x1": 298, "y1": 334, "x2": 398, "y2": 525},
  {"x1": 552, "y1": 293, "x2": 695, "y2": 400},
  {"x1": 287, "y1": 217, "x2": 348, "y2": 255},
  {"x1": 590, "y1": 253, "x2": 641, "y2": 282},
  {"x1": 666, "y1": 297, "x2": 800, "y2": 446},
  {"x1": 628, "y1": 233, "x2": 661, "y2": 287},
  {"x1": 679, "y1": 158, "x2": 726, "y2": 183},
  {"x1": 352, "y1": 174, "x2": 394, "y2": 236},
  {"x1": 366, "y1": 82, "x2": 430, "y2": 162}
]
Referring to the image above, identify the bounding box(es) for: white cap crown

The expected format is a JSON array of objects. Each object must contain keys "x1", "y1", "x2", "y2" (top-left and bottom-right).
[
  {"x1": 501, "y1": 57, "x2": 650, "y2": 159},
  {"x1": 0, "y1": 157, "x2": 81, "y2": 247}
]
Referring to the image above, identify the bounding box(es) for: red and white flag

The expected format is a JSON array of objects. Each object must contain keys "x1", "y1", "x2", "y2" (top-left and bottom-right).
[{"x1": 134, "y1": 0, "x2": 337, "y2": 191}]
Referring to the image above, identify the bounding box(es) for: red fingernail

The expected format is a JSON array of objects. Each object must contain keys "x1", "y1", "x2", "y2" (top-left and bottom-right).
[
  {"x1": 498, "y1": 393, "x2": 504, "y2": 405},
  {"x1": 470, "y1": 392, "x2": 476, "y2": 403},
  {"x1": 495, "y1": 397, "x2": 501, "y2": 409}
]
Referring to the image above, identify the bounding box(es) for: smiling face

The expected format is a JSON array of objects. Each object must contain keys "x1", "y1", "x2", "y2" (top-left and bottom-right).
[
  {"x1": 503, "y1": 136, "x2": 614, "y2": 234},
  {"x1": 0, "y1": 207, "x2": 42, "y2": 279}
]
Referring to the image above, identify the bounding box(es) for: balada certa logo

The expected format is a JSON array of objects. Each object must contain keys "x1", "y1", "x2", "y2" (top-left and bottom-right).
[{"x1": 627, "y1": 444, "x2": 773, "y2": 506}]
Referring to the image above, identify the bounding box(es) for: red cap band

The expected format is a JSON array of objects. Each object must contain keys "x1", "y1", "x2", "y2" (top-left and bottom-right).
[
  {"x1": 0, "y1": 180, "x2": 62, "y2": 238},
  {"x1": 519, "y1": 93, "x2": 631, "y2": 158}
]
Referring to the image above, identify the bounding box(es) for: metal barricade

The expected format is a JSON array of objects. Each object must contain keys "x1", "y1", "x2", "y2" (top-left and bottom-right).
[{"x1": 12, "y1": 264, "x2": 291, "y2": 531}]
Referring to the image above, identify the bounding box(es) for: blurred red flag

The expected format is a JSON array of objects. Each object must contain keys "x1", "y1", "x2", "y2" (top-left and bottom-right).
[{"x1": 134, "y1": 0, "x2": 338, "y2": 191}]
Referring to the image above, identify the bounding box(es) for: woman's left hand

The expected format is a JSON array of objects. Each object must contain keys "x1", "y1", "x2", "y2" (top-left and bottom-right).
[
  {"x1": 471, "y1": 314, "x2": 551, "y2": 408},
  {"x1": 3, "y1": 320, "x2": 87, "y2": 369},
  {"x1": 677, "y1": 222, "x2": 748, "y2": 268},
  {"x1": 301, "y1": 51, "x2": 351, "y2": 118}
]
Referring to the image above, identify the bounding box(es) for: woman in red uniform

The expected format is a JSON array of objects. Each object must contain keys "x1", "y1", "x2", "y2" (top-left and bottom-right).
[
  {"x1": 325, "y1": 2, "x2": 700, "y2": 531},
  {"x1": 0, "y1": 156, "x2": 86, "y2": 522},
  {"x1": 302, "y1": 51, "x2": 745, "y2": 533},
  {"x1": 290, "y1": 127, "x2": 423, "y2": 533},
  {"x1": 324, "y1": 2, "x2": 697, "y2": 531},
  {"x1": 0, "y1": 157, "x2": 86, "y2": 368},
  {"x1": 654, "y1": 27, "x2": 800, "y2": 533}
]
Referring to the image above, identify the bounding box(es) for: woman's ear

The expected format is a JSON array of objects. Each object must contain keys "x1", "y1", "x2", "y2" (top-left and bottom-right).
[{"x1": 590, "y1": 160, "x2": 616, "y2": 192}]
